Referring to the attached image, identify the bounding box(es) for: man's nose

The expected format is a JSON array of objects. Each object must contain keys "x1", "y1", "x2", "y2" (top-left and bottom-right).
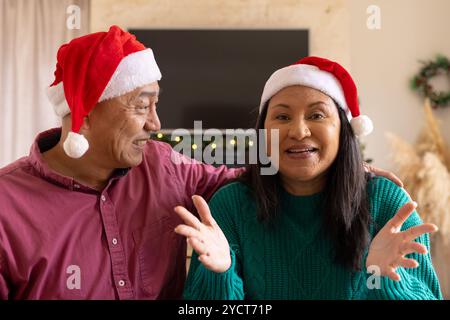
[
  {"x1": 144, "y1": 109, "x2": 161, "y2": 132},
  {"x1": 287, "y1": 118, "x2": 311, "y2": 140}
]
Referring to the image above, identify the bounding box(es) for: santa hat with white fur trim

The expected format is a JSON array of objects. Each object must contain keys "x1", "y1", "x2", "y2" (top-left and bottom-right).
[
  {"x1": 47, "y1": 25, "x2": 162, "y2": 158},
  {"x1": 259, "y1": 56, "x2": 373, "y2": 137}
]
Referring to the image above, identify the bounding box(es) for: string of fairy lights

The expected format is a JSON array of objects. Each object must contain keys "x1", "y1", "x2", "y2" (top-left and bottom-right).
[{"x1": 151, "y1": 132, "x2": 255, "y2": 150}]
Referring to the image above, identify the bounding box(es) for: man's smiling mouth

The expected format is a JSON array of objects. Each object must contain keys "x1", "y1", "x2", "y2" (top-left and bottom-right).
[{"x1": 133, "y1": 138, "x2": 149, "y2": 147}]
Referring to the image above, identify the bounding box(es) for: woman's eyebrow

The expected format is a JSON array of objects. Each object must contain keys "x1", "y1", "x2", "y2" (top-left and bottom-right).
[
  {"x1": 308, "y1": 101, "x2": 329, "y2": 108},
  {"x1": 271, "y1": 101, "x2": 330, "y2": 110},
  {"x1": 271, "y1": 104, "x2": 290, "y2": 109}
]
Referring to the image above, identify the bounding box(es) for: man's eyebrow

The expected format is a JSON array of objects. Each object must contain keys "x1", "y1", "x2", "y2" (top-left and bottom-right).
[
  {"x1": 139, "y1": 87, "x2": 162, "y2": 97},
  {"x1": 139, "y1": 91, "x2": 158, "y2": 97}
]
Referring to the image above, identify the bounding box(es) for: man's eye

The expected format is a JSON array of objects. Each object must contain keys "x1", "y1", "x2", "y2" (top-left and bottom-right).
[{"x1": 136, "y1": 105, "x2": 149, "y2": 113}]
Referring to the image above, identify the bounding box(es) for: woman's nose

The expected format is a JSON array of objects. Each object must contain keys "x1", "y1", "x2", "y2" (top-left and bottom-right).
[{"x1": 287, "y1": 119, "x2": 311, "y2": 140}]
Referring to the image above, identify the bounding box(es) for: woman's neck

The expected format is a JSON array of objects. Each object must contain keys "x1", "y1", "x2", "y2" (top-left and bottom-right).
[{"x1": 280, "y1": 173, "x2": 327, "y2": 196}]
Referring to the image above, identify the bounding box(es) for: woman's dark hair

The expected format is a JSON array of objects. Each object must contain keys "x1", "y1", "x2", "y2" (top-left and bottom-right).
[{"x1": 238, "y1": 101, "x2": 372, "y2": 271}]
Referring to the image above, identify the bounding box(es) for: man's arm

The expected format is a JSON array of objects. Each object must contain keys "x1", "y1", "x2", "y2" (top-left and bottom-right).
[
  {"x1": 168, "y1": 146, "x2": 245, "y2": 202},
  {"x1": 364, "y1": 162, "x2": 403, "y2": 187},
  {"x1": 166, "y1": 143, "x2": 401, "y2": 203}
]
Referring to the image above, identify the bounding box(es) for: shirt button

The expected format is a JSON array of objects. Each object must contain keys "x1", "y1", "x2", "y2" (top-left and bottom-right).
[
  {"x1": 118, "y1": 280, "x2": 125, "y2": 287},
  {"x1": 101, "y1": 195, "x2": 106, "y2": 202},
  {"x1": 112, "y1": 238, "x2": 118, "y2": 245}
]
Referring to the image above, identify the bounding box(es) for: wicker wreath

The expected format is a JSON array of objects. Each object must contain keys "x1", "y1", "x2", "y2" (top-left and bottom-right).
[{"x1": 411, "y1": 55, "x2": 450, "y2": 108}]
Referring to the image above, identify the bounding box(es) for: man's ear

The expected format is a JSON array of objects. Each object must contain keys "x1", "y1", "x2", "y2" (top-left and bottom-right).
[{"x1": 81, "y1": 115, "x2": 91, "y2": 131}]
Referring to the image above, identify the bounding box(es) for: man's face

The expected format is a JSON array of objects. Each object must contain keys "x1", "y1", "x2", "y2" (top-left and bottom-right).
[{"x1": 85, "y1": 82, "x2": 161, "y2": 168}]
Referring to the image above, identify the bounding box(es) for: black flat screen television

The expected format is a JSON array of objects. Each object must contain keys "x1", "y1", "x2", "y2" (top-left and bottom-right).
[{"x1": 129, "y1": 29, "x2": 309, "y2": 130}]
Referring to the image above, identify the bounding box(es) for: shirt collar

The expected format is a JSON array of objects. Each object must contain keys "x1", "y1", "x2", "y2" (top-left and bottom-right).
[{"x1": 28, "y1": 128, "x2": 129, "y2": 192}]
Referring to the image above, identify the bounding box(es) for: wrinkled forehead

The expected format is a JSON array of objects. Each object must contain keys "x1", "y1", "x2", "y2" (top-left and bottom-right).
[{"x1": 116, "y1": 82, "x2": 161, "y2": 102}]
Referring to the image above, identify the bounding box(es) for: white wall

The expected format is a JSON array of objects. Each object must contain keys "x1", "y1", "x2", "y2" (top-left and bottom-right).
[
  {"x1": 0, "y1": 0, "x2": 90, "y2": 167},
  {"x1": 350, "y1": 0, "x2": 450, "y2": 169},
  {"x1": 91, "y1": 0, "x2": 351, "y2": 68}
]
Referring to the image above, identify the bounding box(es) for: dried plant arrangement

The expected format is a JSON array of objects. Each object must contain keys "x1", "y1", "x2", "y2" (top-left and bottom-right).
[{"x1": 387, "y1": 99, "x2": 450, "y2": 298}]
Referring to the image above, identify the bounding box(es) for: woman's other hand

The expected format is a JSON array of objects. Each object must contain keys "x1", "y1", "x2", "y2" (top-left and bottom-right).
[
  {"x1": 174, "y1": 195, "x2": 231, "y2": 273},
  {"x1": 366, "y1": 201, "x2": 438, "y2": 281}
]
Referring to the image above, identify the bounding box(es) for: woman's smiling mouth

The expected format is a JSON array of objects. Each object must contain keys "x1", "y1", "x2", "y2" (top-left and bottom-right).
[{"x1": 285, "y1": 144, "x2": 319, "y2": 159}]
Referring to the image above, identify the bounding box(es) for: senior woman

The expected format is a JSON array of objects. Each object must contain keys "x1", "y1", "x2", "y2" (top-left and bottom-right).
[{"x1": 174, "y1": 57, "x2": 443, "y2": 299}]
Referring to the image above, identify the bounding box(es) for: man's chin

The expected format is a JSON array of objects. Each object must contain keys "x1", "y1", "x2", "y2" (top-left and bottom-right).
[{"x1": 120, "y1": 154, "x2": 144, "y2": 168}]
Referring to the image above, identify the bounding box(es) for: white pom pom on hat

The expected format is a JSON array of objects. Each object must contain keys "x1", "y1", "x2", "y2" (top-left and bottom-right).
[
  {"x1": 350, "y1": 115, "x2": 373, "y2": 137},
  {"x1": 63, "y1": 132, "x2": 89, "y2": 159},
  {"x1": 259, "y1": 56, "x2": 373, "y2": 137},
  {"x1": 46, "y1": 25, "x2": 162, "y2": 158}
]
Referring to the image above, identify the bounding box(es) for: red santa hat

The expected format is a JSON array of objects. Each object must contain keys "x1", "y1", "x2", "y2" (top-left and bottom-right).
[
  {"x1": 259, "y1": 56, "x2": 373, "y2": 137},
  {"x1": 46, "y1": 25, "x2": 162, "y2": 158}
]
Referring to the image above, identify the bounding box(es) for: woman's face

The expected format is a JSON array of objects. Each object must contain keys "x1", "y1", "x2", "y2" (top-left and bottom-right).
[{"x1": 264, "y1": 85, "x2": 341, "y2": 192}]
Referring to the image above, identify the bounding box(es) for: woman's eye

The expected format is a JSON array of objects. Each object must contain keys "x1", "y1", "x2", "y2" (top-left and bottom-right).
[
  {"x1": 275, "y1": 114, "x2": 290, "y2": 121},
  {"x1": 310, "y1": 113, "x2": 325, "y2": 120}
]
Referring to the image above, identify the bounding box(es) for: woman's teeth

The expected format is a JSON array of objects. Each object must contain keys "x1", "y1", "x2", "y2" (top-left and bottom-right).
[{"x1": 287, "y1": 148, "x2": 317, "y2": 153}]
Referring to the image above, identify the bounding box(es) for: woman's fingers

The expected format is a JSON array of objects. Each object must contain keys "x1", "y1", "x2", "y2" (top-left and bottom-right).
[
  {"x1": 388, "y1": 202, "x2": 417, "y2": 231},
  {"x1": 400, "y1": 241, "x2": 428, "y2": 256},
  {"x1": 198, "y1": 254, "x2": 228, "y2": 273},
  {"x1": 198, "y1": 254, "x2": 212, "y2": 267},
  {"x1": 192, "y1": 195, "x2": 217, "y2": 227},
  {"x1": 174, "y1": 224, "x2": 202, "y2": 239},
  {"x1": 188, "y1": 237, "x2": 208, "y2": 256},
  {"x1": 397, "y1": 257, "x2": 419, "y2": 269},
  {"x1": 386, "y1": 267, "x2": 401, "y2": 282},
  {"x1": 403, "y1": 223, "x2": 438, "y2": 242},
  {"x1": 174, "y1": 205, "x2": 204, "y2": 230}
]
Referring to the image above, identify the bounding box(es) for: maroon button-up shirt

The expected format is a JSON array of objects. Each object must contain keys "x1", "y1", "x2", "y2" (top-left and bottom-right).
[{"x1": 0, "y1": 128, "x2": 239, "y2": 299}]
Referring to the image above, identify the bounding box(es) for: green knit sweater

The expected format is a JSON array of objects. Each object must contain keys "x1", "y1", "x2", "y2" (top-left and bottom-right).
[{"x1": 183, "y1": 177, "x2": 443, "y2": 300}]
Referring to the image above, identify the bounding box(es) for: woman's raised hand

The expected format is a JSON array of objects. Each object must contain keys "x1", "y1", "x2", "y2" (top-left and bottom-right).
[
  {"x1": 366, "y1": 201, "x2": 438, "y2": 281},
  {"x1": 174, "y1": 195, "x2": 231, "y2": 273}
]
